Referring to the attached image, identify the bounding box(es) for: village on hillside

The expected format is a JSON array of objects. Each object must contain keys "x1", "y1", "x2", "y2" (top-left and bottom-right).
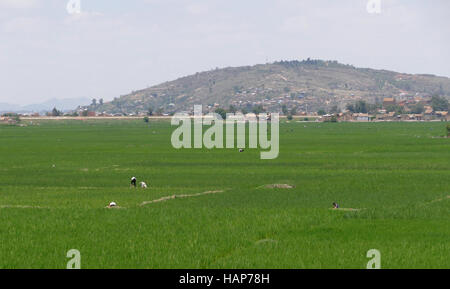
[
  {"x1": 1, "y1": 90, "x2": 449, "y2": 123},
  {"x1": 318, "y1": 96, "x2": 449, "y2": 122},
  {"x1": 1, "y1": 98, "x2": 449, "y2": 123}
]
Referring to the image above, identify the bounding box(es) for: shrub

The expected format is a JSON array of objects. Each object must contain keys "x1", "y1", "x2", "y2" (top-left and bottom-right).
[
  {"x1": 214, "y1": 108, "x2": 227, "y2": 120},
  {"x1": 317, "y1": 109, "x2": 326, "y2": 116},
  {"x1": 324, "y1": 116, "x2": 338, "y2": 123},
  {"x1": 432, "y1": 95, "x2": 449, "y2": 112},
  {"x1": 2, "y1": 113, "x2": 20, "y2": 123},
  {"x1": 51, "y1": 107, "x2": 62, "y2": 117}
]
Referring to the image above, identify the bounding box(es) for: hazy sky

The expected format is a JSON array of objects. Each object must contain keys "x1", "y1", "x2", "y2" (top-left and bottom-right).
[{"x1": 0, "y1": 0, "x2": 449, "y2": 105}]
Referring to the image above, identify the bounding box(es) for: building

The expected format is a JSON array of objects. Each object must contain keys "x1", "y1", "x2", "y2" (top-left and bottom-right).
[
  {"x1": 353, "y1": 113, "x2": 371, "y2": 122},
  {"x1": 383, "y1": 98, "x2": 396, "y2": 107},
  {"x1": 410, "y1": 114, "x2": 423, "y2": 121},
  {"x1": 424, "y1": 106, "x2": 434, "y2": 115},
  {"x1": 321, "y1": 114, "x2": 334, "y2": 122},
  {"x1": 435, "y1": 111, "x2": 448, "y2": 120}
]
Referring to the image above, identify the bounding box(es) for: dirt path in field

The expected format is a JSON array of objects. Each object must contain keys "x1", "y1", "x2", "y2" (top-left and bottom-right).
[
  {"x1": 257, "y1": 184, "x2": 295, "y2": 189},
  {"x1": 428, "y1": 195, "x2": 450, "y2": 204},
  {"x1": 330, "y1": 208, "x2": 361, "y2": 211},
  {"x1": 140, "y1": 190, "x2": 224, "y2": 206},
  {"x1": 0, "y1": 205, "x2": 49, "y2": 209}
]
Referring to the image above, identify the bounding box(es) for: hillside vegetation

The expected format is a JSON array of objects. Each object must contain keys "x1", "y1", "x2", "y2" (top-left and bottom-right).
[{"x1": 94, "y1": 60, "x2": 450, "y2": 114}]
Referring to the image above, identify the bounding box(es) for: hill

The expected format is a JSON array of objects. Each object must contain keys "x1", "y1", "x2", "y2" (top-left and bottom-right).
[
  {"x1": 0, "y1": 98, "x2": 91, "y2": 114},
  {"x1": 91, "y1": 59, "x2": 450, "y2": 114}
]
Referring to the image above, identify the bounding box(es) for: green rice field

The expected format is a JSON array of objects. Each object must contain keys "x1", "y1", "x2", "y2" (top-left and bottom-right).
[{"x1": 0, "y1": 119, "x2": 448, "y2": 268}]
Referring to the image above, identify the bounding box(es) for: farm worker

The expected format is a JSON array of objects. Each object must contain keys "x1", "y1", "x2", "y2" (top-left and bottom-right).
[
  {"x1": 131, "y1": 177, "x2": 137, "y2": 187},
  {"x1": 108, "y1": 202, "x2": 117, "y2": 208},
  {"x1": 140, "y1": 182, "x2": 148, "y2": 189},
  {"x1": 332, "y1": 202, "x2": 339, "y2": 209}
]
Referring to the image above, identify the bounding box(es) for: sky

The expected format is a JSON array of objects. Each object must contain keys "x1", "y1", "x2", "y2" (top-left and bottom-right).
[{"x1": 0, "y1": 0, "x2": 449, "y2": 105}]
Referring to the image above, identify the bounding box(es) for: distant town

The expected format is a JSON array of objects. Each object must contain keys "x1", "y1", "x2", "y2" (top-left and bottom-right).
[{"x1": 1, "y1": 94, "x2": 449, "y2": 124}]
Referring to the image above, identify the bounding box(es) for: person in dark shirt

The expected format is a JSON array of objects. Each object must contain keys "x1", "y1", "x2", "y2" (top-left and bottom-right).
[{"x1": 131, "y1": 177, "x2": 137, "y2": 188}]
